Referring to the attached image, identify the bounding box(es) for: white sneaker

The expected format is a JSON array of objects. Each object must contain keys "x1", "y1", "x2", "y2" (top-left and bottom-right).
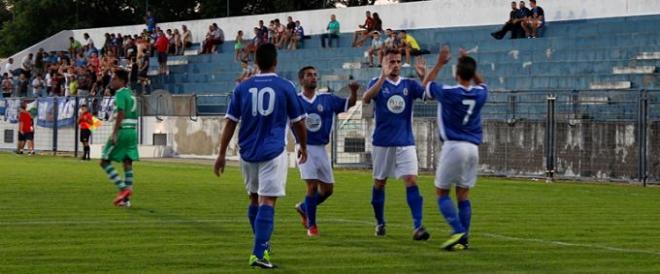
[{"x1": 402, "y1": 63, "x2": 411, "y2": 68}]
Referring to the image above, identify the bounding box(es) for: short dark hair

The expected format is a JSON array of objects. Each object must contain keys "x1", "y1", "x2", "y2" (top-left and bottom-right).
[
  {"x1": 400, "y1": 30, "x2": 407, "y2": 34},
  {"x1": 114, "y1": 69, "x2": 129, "y2": 83},
  {"x1": 384, "y1": 48, "x2": 401, "y2": 56},
  {"x1": 256, "y1": 43, "x2": 277, "y2": 71},
  {"x1": 530, "y1": 0, "x2": 536, "y2": 3},
  {"x1": 81, "y1": 104, "x2": 89, "y2": 109},
  {"x1": 456, "y1": 56, "x2": 477, "y2": 81},
  {"x1": 298, "y1": 66, "x2": 316, "y2": 80}
]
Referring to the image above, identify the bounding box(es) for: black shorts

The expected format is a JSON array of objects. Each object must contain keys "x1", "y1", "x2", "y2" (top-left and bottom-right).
[
  {"x1": 18, "y1": 132, "x2": 34, "y2": 141},
  {"x1": 80, "y1": 129, "x2": 91, "y2": 143},
  {"x1": 158, "y1": 52, "x2": 168, "y2": 64}
]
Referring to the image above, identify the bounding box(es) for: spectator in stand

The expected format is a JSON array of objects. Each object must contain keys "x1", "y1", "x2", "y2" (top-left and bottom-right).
[
  {"x1": 368, "y1": 31, "x2": 384, "y2": 67},
  {"x1": 282, "y1": 16, "x2": 296, "y2": 49},
  {"x1": 83, "y1": 33, "x2": 96, "y2": 56},
  {"x1": 202, "y1": 25, "x2": 215, "y2": 54},
  {"x1": 289, "y1": 20, "x2": 304, "y2": 50},
  {"x1": 166, "y1": 29, "x2": 176, "y2": 54},
  {"x1": 268, "y1": 20, "x2": 276, "y2": 43},
  {"x1": 35, "y1": 48, "x2": 45, "y2": 76},
  {"x1": 373, "y1": 13, "x2": 383, "y2": 33},
  {"x1": 32, "y1": 74, "x2": 46, "y2": 97},
  {"x1": 75, "y1": 53, "x2": 88, "y2": 68},
  {"x1": 491, "y1": 2, "x2": 521, "y2": 39},
  {"x1": 320, "y1": 14, "x2": 340, "y2": 48},
  {"x1": 212, "y1": 23, "x2": 225, "y2": 52},
  {"x1": 145, "y1": 11, "x2": 156, "y2": 34},
  {"x1": 234, "y1": 30, "x2": 246, "y2": 61},
  {"x1": 2, "y1": 73, "x2": 13, "y2": 97},
  {"x1": 129, "y1": 57, "x2": 139, "y2": 90},
  {"x1": 174, "y1": 29, "x2": 183, "y2": 55},
  {"x1": 257, "y1": 20, "x2": 269, "y2": 44},
  {"x1": 155, "y1": 29, "x2": 169, "y2": 75},
  {"x1": 273, "y1": 19, "x2": 286, "y2": 48},
  {"x1": 522, "y1": 0, "x2": 545, "y2": 38},
  {"x1": 68, "y1": 71, "x2": 79, "y2": 96},
  {"x1": 4, "y1": 58, "x2": 15, "y2": 76},
  {"x1": 352, "y1": 11, "x2": 375, "y2": 47},
  {"x1": 138, "y1": 48, "x2": 150, "y2": 93},
  {"x1": 51, "y1": 71, "x2": 63, "y2": 96},
  {"x1": 78, "y1": 104, "x2": 93, "y2": 160},
  {"x1": 182, "y1": 25, "x2": 193, "y2": 50},
  {"x1": 22, "y1": 53, "x2": 34, "y2": 78},
  {"x1": 17, "y1": 102, "x2": 35, "y2": 155},
  {"x1": 17, "y1": 73, "x2": 29, "y2": 97},
  {"x1": 70, "y1": 37, "x2": 82, "y2": 56},
  {"x1": 77, "y1": 69, "x2": 92, "y2": 97},
  {"x1": 236, "y1": 59, "x2": 255, "y2": 84},
  {"x1": 399, "y1": 30, "x2": 421, "y2": 67}
]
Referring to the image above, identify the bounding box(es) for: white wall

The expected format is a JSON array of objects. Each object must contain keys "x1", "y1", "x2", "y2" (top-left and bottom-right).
[{"x1": 3, "y1": 0, "x2": 660, "y2": 71}]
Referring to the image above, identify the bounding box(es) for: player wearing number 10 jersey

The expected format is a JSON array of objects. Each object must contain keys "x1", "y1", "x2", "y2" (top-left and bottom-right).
[
  {"x1": 214, "y1": 43, "x2": 308, "y2": 269},
  {"x1": 423, "y1": 46, "x2": 488, "y2": 251}
]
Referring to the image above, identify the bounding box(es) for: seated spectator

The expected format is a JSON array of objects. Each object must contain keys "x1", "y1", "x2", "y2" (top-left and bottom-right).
[
  {"x1": 288, "y1": 20, "x2": 304, "y2": 50},
  {"x1": 69, "y1": 37, "x2": 82, "y2": 56},
  {"x1": 182, "y1": 25, "x2": 193, "y2": 49},
  {"x1": 320, "y1": 14, "x2": 340, "y2": 48},
  {"x1": 21, "y1": 53, "x2": 34, "y2": 79},
  {"x1": 2, "y1": 73, "x2": 13, "y2": 97},
  {"x1": 202, "y1": 24, "x2": 224, "y2": 54},
  {"x1": 522, "y1": 0, "x2": 544, "y2": 38},
  {"x1": 282, "y1": 16, "x2": 296, "y2": 49},
  {"x1": 368, "y1": 31, "x2": 384, "y2": 67},
  {"x1": 399, "y1": 30, "x2": 421, "y2": 67},
  {"x1": 491, "y1": 2, "x2": 522, "y2": 39},
  {"x1": 352, "y1": 11, "x2": 375, "y2": 47},
  {"x1": 273, "y1": 19, "x2": 286, "y2": 48},
  {"x1": 17, "y1": 73, "x2": 29, "y2": 97},
  {"x1": 384, "y1": 29, "x2": 401, "y2": 50},
  {"x1": 32, "y1": 73, "x2": 46, "y2": 97},
  {"x1": 4, "y1": 58, "x2": 15, "y2": 76},
  {"x1": 212, "y1": 23, "x2": 225, "y2": 51},
  {"x1": 77, "y1": 69, "x2": 92, "y2": 97},
  {"x1": 373, "y1": 13, "x2": 383, "y2": 33},
  {"x1": 236, "y1": 59, "x2": 256, "y2": 84}
]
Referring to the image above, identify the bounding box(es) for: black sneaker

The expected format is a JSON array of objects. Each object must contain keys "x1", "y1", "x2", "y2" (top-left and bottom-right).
[
  {"x1": 412, "y1": 226, "x2": 430, "y2": 241},
  {"x1": 375, "y1": 224, "x2": 386, "y2": 237},
  {"x1": 249, "y1": 255, "x2": 277, "y2": 269}
]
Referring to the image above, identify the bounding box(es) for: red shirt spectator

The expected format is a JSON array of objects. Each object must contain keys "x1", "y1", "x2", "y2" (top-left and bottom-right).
[
  {"x1": 155, "y1": 35, "x2": 169, "y2": 53},
  {"x1": 19, "y1": 111, "x2": 33, "y2": 133},
  {"x1": 79, "y1": 111, "x2": 93, "y2": 130}
]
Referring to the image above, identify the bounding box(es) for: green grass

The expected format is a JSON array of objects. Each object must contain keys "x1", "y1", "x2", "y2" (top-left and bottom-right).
[{"x1": 1, "y1": 152, "x2": 660, "y2": 273}]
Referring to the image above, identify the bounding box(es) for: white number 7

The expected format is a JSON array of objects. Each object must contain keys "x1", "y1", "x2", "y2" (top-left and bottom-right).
[{"x1": 461, "y1": 99, "x2": 476, "y2": 125}]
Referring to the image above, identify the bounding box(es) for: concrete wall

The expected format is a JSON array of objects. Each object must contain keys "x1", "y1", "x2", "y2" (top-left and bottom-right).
[{"x1": 3, "y1": 0, "x2": 660, "y2": 71}]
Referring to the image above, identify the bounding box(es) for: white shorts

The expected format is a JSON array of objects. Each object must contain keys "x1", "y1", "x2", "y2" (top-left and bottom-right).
[
  {"x1": 297, "y1": 145, "x2": 334, "y2": 184},
  {"x1": 241, "y1": 151, "x2": 288, "y2": 197},
  {"x1": 435, "y1": 141, "x2": 479, "y2": 189},
  {"x1": 372, "y1": 146, "x2": 418, "y2": 180}
]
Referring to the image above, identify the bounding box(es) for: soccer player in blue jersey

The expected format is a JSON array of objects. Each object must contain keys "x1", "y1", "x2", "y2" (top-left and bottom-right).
[
  {"x1": 214, "y1": 43, "x2": 308, "y2": 269},
  {"x1": 293, "y1": 66, "x2": 358, "y2": 237},
  {"x1": 362, "y1": 48, "x2": 430, "y2": 240},
  {"x1": 423, "y1": 46, "x2": 488, "y2": 251}
]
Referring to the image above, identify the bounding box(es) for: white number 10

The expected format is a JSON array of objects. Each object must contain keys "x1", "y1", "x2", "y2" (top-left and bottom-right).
[
  {"x1": 461, "y1": 99, "x2": 476, "y2": 125},
  {"x1": 249, "y1": 87, "x2": 275, "y2": 116}
]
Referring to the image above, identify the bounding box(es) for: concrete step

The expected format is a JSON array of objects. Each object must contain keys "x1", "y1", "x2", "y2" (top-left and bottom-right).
[
  {"x1": 590, "y1": 81, "x2": 632, "y2": 90},
  {"x1": 612, "y1": 66, "x2": 656, "y2": 74}
]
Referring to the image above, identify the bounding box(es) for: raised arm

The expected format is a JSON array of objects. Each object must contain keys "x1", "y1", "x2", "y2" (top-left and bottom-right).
[
  {"x1": 422, "y1": 45, "x2": 450, "y2": 88},
  {"x1": 362, "y1": 56, "x2": 390, "y2": 104}
]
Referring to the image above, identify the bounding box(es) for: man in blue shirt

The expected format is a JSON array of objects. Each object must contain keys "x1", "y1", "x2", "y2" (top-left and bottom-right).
[
  {"x1": 423, "y1": 46, "x2": 488, "y2": 251},
  {"x1": 362, "y1": 49, "x2": 430, "y2": 240},
  {"x1": 214, "y1": 43, "x2": 308, "y2": 269},
  {"x1": 293, "y1": 66, "x2": 358, "y2": 237}
]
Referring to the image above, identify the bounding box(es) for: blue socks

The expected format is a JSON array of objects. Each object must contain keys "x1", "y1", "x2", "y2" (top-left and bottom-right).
[
  {"x1": 315, "y1": 192, "x2": 329, "y2": 205},
  {"x1": 406, "y1": 185, "x2": 424, "y2": 229},
  {"x1": 248, "y1": 204, "x2": 259, "y2": 234},
  {"x1": 438, "y1": 196, "x2": 465, "y2": 234},
  {"x1": 458, "y1": 200, "x2": 472, "y2": 236},
  {"x1": 304, "y1": 194, "x2": 318, "y2": 227},
  {"x1": 252, "y1": 205, "x2": 274, "y2": 259},
  {"x1": 371, "y1": 187, "x2": 385, "y2": 225}
]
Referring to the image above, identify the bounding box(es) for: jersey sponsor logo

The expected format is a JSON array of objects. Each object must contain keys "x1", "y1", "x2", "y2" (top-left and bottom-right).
[
  {"x1": 387, "y1": 95, "x2": 406, "y2": 114},
  {"x1": 317, "y1": 104, "x2": 324, "y2": 113},
  {"x1": 306, "y1": 113, "x2": 323, "y2": 132}
]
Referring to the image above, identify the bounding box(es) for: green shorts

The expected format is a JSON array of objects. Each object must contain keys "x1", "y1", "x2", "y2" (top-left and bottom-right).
[{"x1": 102, "y1": 128, "x2": 139, "y2": 162}]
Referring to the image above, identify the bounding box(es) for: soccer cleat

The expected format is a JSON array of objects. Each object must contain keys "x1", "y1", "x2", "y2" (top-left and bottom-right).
[
  {"x1": 458, "y1": 236, "x2": 470, "y2": 250},
  {"x1": 294, "y1": 202, "x2": 308, "y2": 229},
  {"x1": 441, "y1": 232, "x2": 466, "y2": 251},
  {"x1": 117, "y1": 197, "x2": 132, "y2": 208},
  {"x1": 412, "y1": 226, "x2": 431, "y2": 241},
  {"x1": 375, "y1": 224, "x2": 386, "y2": 237},
  {"x1": 307, "y1": 225, "x2": 319, "y2": 237},
  {"x1": 249, "y1": 255, "x2": 277, "y2": 269},
  {"x1": 112, "y1": 189, "x2": 133, "y2": 206}
]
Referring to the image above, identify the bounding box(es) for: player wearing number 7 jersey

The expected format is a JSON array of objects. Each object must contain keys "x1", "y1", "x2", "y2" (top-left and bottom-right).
[
  {"x1": 422, "y1": 46, "x2": 488, "y2": 251},
  {"x1": 214, "y1": 43, "x2": 308, "y2": 269}
]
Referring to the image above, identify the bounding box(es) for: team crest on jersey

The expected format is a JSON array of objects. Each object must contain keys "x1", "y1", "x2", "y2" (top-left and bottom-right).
[
  {"x1": 383, "y1": 87, "x2": 390, "y2": 94},
  {"x1": 317, "y1": 104, "x2": 324, "y2": 113},
  {"x1": 403, "y1": 88, "x2": 409, "y2": 96},
  {"x1": 387, "y1": 95, "x2": 406, "y2": 114},
  {"x1": 306, "y1": 113, "x2": 323, "y2": 132}
]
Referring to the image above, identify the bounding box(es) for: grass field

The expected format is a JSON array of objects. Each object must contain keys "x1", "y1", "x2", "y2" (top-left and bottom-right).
[{"x1": 1, "y1": 152, "x2": 660, "y2": 273}]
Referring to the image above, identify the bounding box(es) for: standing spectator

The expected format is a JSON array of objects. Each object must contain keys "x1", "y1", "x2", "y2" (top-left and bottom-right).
[
  {"x1": 45, "y1": 69, "x2": 54, "y2": 95},
  {"x1": 522, "y1": 0, "x2": 544, "y2": 38},
  {"x1": 368, "y1": 31, "x2": 384, "y2": 67},
  {"x1": 17, "y1": 102, "x2": 35, "y2": 155},
  {"x1": 32, "y1": 74, "x2": 46, "y2": 97},
  {"x1": 352, "y1": 11, "x2": 375, "y2": 47},
  {"x1": 78, "y1": 104, "x2": 93, "y2": 160},
  {"x1": 166, "y1": 29, "x2": 176, "y2": 55},
  {"x1": 234, "y1": 30, "x2": 246, "y2": 61},
  {"x1": 77, "y1": 69, "x2": 92, "y2": 97},
  {"x1": 138, "y1": 48, "x2": 150, "y2": 93},
  {"x1": 51, "y1": 72, "x2": 63, "y2": 96},
  {"x1": 1, "y1": 73, "x2": 13, "y2": 97},
  {"x1": 129, "y1": 57, "x2": 139, "y2": 90},
  {"x1": 268, "y1": 20, "x2": 276, "y2": 43},
  {"x1": 399, "y1": 30, "x2": 421, "y2": 67},
  {"x1": 22, "y1": 53, "x2": 34, "y2": 78},
  {"x1": 68, "y1": 72, "x2": 79, "y2": 96},
  {"x1": 155, "y1": 30, "x2": 169, "y2": 75},
  {"x1": 320, "y1": 14, "x2": 340, "y2": 48},
  {"x1": 173, "y1": 29, "x2": 183, "y2": 55},
  {"x1": 35, "y1": 48, "x2": 45, "y2": 77},
  {"x1": 257, "y1": 20, "x2": 269, "y2": 44},
  {"x1": 17, "y1": 73, "x2": 29, "y2": 97},
  {"x1": 145, "y1": 11, "x2": 156, "y2": 34},
  {"x1": 70, "y1": 37, "x2": 82, "y2": 56},
  {"x1": 182, "y1": 25, "x2": 193, "y2": 49},
  {"x1": 4, "y1": 58, "x2": 15, "y2": 76}
]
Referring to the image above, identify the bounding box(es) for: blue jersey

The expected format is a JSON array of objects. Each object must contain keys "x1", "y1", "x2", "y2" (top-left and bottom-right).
[
  {"x1": 226, "y1": 73, "x2": 306, "y2": 162},
  {"x1": 368, "y1": 77, "x2": 425, "y2": 146},
  {"x1": 298, "y1": 92, "x2": 348, "y2": 146},
  {"x1": 426, "y1": 82, "x2": 488, "y2": 145}
]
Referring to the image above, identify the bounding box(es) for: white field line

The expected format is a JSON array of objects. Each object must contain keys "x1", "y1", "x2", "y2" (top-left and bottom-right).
[{"x1": 2, "y1": 217, "x2": 660, "y2": 256}]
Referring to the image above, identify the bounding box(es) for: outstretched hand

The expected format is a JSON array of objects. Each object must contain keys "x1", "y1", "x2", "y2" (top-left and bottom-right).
[
  {"x1": 438, "y1": 45, "x2": 451, "y2": 65},
  {"x1": 381, "y1": 55, "x2": 392, "y2": 77},
  {"x1": 415, "y1": 56, "x2": 426, "y2": 78}
]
